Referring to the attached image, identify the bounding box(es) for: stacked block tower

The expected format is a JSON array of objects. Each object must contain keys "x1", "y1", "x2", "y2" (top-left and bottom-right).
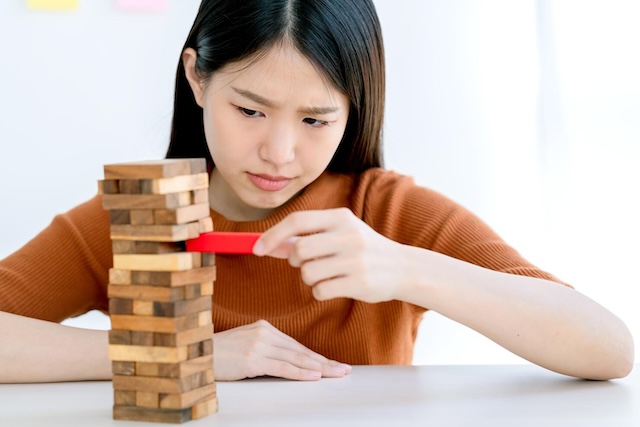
[{"x1": 99, "y1": 158, "x2": 218, "y2": 423}]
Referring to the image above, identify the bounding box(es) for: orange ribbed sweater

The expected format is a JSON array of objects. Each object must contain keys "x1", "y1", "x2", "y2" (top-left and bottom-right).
[{"x1": 0, "y1": 168, "x2": 564, "y2": 365}]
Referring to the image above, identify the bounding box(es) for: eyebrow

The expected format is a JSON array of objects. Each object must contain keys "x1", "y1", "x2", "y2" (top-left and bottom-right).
[{"x1": 231, "y1": 87, "x2": 340, "y2": 115}]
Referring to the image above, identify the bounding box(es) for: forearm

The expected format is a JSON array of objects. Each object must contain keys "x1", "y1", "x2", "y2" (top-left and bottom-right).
[
  {"x1": 396, "y1": 246, "x2": 634, "y2": 380},
  {"x1": 0, "y1": 311, "x2": 112, "y2": 383}
]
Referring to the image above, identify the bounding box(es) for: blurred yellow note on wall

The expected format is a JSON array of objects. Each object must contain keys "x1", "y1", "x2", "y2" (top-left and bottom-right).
[{"x1": 27, "y1": 0, "x2": 79, "y2": 10}]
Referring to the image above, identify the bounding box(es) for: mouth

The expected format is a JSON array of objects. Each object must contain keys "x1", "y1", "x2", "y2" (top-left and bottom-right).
[{"x1": 247, "y1": 173, "x2": 292, "y2": 192}]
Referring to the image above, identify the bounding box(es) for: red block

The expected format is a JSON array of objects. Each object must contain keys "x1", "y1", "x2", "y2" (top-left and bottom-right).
[{"x1": 186, "y1": 232, "x2": 261, "y2": 254}]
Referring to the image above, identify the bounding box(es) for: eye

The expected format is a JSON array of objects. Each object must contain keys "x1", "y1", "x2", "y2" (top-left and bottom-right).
[
  {"x1": 303, "y1": 118, "x2": 329, "y2": 127},
  {"x1": 237, "y1": 107, "x2": 264, "y2": 118}
]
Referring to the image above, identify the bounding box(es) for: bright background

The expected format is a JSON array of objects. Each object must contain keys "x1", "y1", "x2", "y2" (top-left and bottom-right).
[{"x1": 0, "y1": 0, "x2": 638, "y2": 365}]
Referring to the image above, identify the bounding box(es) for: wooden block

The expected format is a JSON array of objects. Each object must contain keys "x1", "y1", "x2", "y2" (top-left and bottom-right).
[
  {"x1": 129, "y1": 267, "x2": 216, "y2": 287},
  {"x1": 109, "y1": 298, "x2": 133, "y2": 315},
  {"x1": 153, "y1": 325, "x2": 212, "y2": 348},
  {"x1": 191, "y1": 396, "x2": 218, "y2": 419},
  {"x1": 131, "y1": 331, "x2": 154, "y2": 346},
  {"x1": 109, "y1": 268, "x2": 132, "y2": 285},
  {"x1": 112, "y1": 361, "x2": 136, "y2": 376},
  {"x1": 152, "y1": 296, "x2": 211, "y2": 318},
  {"x1": 109, "y1": 329, "x2": 131, "y2": 345},
  {"x1": 183, "y1": 284, "x2": 201, "y2": 300},
  {"x1": 113, "y1": 405, "x2": 191, "y2": 424},
  {"x1": 113, "y1": 253, "x2": 195, "y2": 272},
  {"x1": 104, "y1": 158, "x2": 205, "y2": 180},
  {"x1": 102, "y1": 192, "x2": 194, "y2": 210},
  {"x1": 139, "y1": 173, "x2": 209, "y2": 195},
  {"x1": 132, "y1": 300, "x2": 154, "y2": 316},
  {"x1": 136, "y1": 355, "x2": 213, "y2": 379},
  {"x1": 113, "y1": 370, "x2": 213, "y2": 394},
  {"x1": 198, "y1": 310, "x2": 212, "y2": 327},
  {"x1": 154, "y1": 203, "x2": 210, "y2": 225},
  {"x1": 159, "y1": 384, "x2": 217, "y2": 409},
  {"x1": 136, "y1": 391, "x2": 159, "y2": 409},
  {"x1": 114, "y1": 390, "x2": 136, "y2": 406},
  {"x1": 130, "y1": 209, "x2": 155, "y2": 225},
  {"x1": 200, "y1": 281, "x2": 214, "y2": 296},
  {"x1": 110, "y1": 313, "x2": 201, "y2": 333},
  {"x1": 119, "y1": 179, "x2": 142, "y2": 194},
  {"x1": 109, "y1": 210, "x2": 130, "y2": 225},
  {"x1": 201, "y1": 253, "x2": 216, "y2": 267},
  {"x1": 110, "y1": 222, "x2": 200, "y2": 242},
  {"x1": 109, "y1": 345, "x2": 188, "y2": 364},
  {"x1": 108, "y1": 284, "x2": 196, "y2": 303},
  {"x1": 192, "y1": 188, "x2": 208, "y2": 204},
  {"x1": 199, "y1": 216, "x2": 214, "y2": 233},
  {"x1": 112, "y1": 240, "x2": 185, "y2": 255},
  {"x1": 98, "y1": 179, "x2": 119, "y2": 194}
]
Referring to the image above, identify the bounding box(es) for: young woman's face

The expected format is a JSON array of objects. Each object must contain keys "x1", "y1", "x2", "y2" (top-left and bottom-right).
[{"x1": 187, "y1": 44, "x2": 350, "y2": 221}]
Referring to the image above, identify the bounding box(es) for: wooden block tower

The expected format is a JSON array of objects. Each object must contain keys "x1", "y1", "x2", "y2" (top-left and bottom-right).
[{"x1": 99, "y1": 159, "x2": 218, "y2": 423}]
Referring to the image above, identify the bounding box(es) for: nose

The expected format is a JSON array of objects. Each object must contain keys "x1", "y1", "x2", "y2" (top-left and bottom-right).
[{"x1": 258, "y1": 123, "x2": 296, "y2": 166}]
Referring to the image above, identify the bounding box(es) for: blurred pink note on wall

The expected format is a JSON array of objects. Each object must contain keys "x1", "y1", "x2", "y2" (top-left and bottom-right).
[{"x1": 115, "y1": 0, "x2": 168, "y2": 12}]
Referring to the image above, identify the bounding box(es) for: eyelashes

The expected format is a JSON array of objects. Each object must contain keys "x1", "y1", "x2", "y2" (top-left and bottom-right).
[{"x1": 236, "y1": 106, "x2": 330, "y2": 127}]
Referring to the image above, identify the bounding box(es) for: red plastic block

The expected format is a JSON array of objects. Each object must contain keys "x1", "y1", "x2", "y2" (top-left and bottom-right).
[{"x1": 186, "y1": 232, "x2": 261, "y2": 254}]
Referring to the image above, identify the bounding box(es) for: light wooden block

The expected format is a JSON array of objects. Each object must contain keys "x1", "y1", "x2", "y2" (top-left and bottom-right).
[
  {"x1": 104, "y1": 159, "x2": 205, "y2": 180},
  {"x1": 110, "y1": 313, "x2": 201, "y2": 333},
  {"x1": 113, "y1": 253, "x2": 196, "y2": 272},
  {"x1": 133, "y1": 300, "x2": 155, "y2": 316},
  {"x1": 140, "y1": 173, "x2": 209, "y2": 195},
  {"x1": 110, "y1": 222, "x2": 200, "y2": 242},
  {"x1": 199, "y1": 216, "x2": 214, "y2": 233},
  {"x1": 109, "y1": 344, "x2": 188, "y2": 364},
  {"x1": 109, "y1": 268, "x2": 132, "y2": 285},
  {"x1": 101, "y1": 192, "x2": 193, "y2": 210}
]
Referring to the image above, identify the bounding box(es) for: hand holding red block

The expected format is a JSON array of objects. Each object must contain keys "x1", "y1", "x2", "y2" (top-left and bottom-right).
[{"x1": 186, "y1": 232, "x2": 261, "y2": 254}]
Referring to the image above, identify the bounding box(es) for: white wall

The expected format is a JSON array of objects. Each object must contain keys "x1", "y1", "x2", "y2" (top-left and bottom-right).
[{"x1": 0, "y1": 1, "x2": 638, "y2": 365}]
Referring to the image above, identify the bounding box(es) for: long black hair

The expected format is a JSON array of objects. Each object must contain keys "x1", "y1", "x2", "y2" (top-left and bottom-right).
[{"x1": 166, "y1": 0, "x2": 385, "y2": 174}]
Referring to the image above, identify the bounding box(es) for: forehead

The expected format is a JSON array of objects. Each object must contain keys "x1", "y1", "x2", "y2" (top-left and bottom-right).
[{"x1": 210, "y1": 44, "x2": 344, "y2": 100}]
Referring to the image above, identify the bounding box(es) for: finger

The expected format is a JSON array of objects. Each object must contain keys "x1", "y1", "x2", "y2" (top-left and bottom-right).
[
  {"x1": 262, "y1": 348, "x2": 349, "y2": 379},
  {"x1": 299, "y1": 255, "x2": 349, "y2": 287},
  {"x1": 311, "y1": 276, "x2": 354, "y2": 301},
  {"x1": 254, "y1": 210, "x2": 346, "y2": 256}
]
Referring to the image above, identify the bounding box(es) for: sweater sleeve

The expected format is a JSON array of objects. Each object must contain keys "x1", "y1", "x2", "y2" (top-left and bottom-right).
[
  {"x1": 353, "y1": 169, "x2": 569, "y2": 286},
  {"x1": 0, "y1": 195, "x2": 112, "y2": 322}
]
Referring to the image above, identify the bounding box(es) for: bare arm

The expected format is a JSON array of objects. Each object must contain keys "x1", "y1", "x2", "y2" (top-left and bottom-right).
[
  {"x1": 0, "y1": 311, "x2": 112, "y2": 383},
  {"x1": 256, "y1": 208, "x2": 635, "y2": 381},
  {"x1": 396, "y1": 245, "x2": 635, "y2": 380},
  {"x1": 0, "y1": 312, "x2": 351, "y2": 383}
]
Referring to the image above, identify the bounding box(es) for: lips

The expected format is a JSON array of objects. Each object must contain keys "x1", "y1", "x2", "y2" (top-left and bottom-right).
[{"x1": 247, "y1": 173, "x2": 292, "y2": 191}]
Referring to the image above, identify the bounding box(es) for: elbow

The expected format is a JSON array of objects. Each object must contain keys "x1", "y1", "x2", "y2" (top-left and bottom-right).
[{"x1": 586, "y1": 328, "x2": 635, "y2": 381}]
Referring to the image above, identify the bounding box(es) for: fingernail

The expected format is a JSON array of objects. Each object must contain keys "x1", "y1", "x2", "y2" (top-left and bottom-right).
[
  {"x1": 309, "y1": 371, "x2": 322, "y2": 378},
  {"x1": 340, "y1": 364, "x2": 352, "y2": 373},
  {"x1": 330, "y1": 367, "x2": 347, "y2": 375},
  {"x1": 253, "y1": 239, "x2": 264, "y2": 256}
]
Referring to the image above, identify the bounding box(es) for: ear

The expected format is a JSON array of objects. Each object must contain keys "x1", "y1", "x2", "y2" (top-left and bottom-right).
[{"x1": 182, "y1": 47, "x2": 205, "y2": 108}]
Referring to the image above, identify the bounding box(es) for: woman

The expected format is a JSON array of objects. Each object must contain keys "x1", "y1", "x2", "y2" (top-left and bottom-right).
[{"x1": 0, "y1": 0, "x2": 633, "y2": 383}]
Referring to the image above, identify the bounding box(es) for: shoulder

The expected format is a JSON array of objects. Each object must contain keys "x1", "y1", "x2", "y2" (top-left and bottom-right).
[{"x1": 349, "y1": 168, "x2": 461, "y2": 223}]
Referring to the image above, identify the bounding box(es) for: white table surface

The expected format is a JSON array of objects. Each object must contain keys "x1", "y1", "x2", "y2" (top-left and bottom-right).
[{"x1": 1, "y1": 364, "x2": 638, "y2": 426}]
